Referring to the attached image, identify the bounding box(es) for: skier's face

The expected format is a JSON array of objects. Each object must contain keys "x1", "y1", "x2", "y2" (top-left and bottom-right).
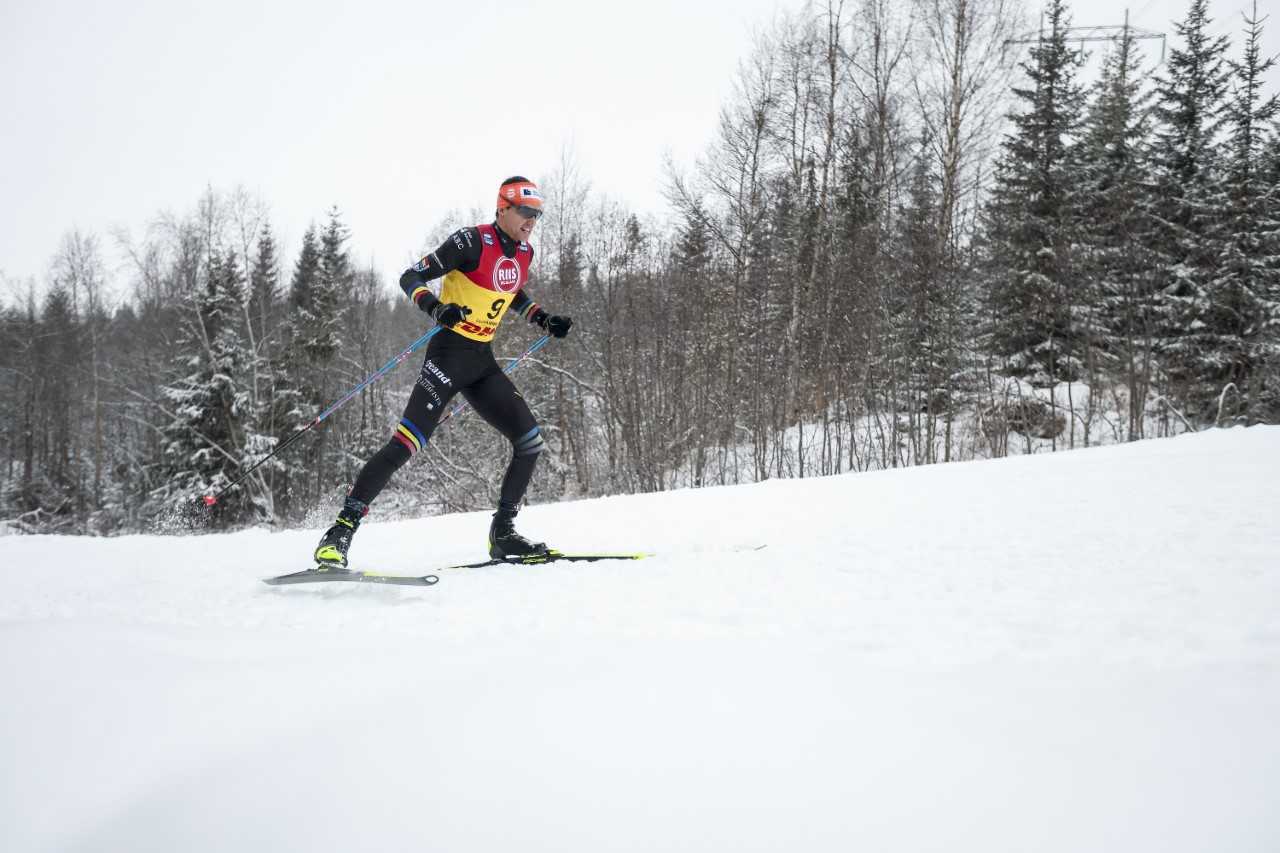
[{"x1": 496, "y1": 202, "x2": 540, "y2": 243}]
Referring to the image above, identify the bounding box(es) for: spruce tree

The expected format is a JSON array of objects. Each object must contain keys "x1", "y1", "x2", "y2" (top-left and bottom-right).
[
  {"x1": 1147, "y1": 0, "x2": 1232, "y2": 420},
  {"x1": 285, "y1": 224, "x2": 335, "y2": 366},
  {"x1": 275, "y1": 225, "x2": 321, "y2": 422},
  {"x1": 244, "y1": 224, "x2": 287, "y2": 520},
  {"x1": 1265, "y1": 119, "x2": 1280, "y2": 417},
  {"x1": 897, "y1": 142, "x2": 951, "y2": 459},
  {"x1": 152, "y1": 248, "x2": 262, "y2": 524},
  {"x1": 272, "y1": 224, "x2": 325, "y2": 514},
  {"x1": 1078, "y1": 25, "x2": 1158, "y2": 437},
  {"x1": 13, "y1": 286, "x2": 81, "y2": 529},
  {"x1": 1213, "y1": 2, "x2": 1280, "y2": 422},
  {"x1": 274, "y1": 210, "x2": 351, "y2": 508},
  {"x1": 318, "y1": 207, "x2": 354, "y2": 345},
  {"x1": 248, "y1": 221, "x2": 280, "y2": 347},
  {"x1": 982, "y1": 0, "x2": 1087, "y2": 386},
  {"x1": 558, "y1": 232, "x2": 585, "y2": 291},
  {"x1": 674, "y1": 207, "x2": 713, "y2": 275},
  {"x1": 39, "y1": 286, "x2": 82, "y2": 496}
]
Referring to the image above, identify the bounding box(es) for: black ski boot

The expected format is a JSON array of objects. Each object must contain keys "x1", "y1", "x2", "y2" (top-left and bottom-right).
[
  {"x1": 313, "y1": 499, "x2": 367, "y2": 570},
  {"x1": 488, "y1": 508, "x2": 548, "y2": 560}
]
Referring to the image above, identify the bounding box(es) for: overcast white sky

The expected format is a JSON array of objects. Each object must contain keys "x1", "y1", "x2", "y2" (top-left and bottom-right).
[{"x1": 1, "y1": 0, "x2": 1275, "y2": 293}]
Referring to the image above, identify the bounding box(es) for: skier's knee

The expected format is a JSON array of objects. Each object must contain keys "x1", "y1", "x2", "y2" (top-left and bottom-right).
[
  {"x1": 391, "y1": 417, "x2": 428, "y2": 456},
  {"x1": 512, "y1": 426, "x2": 544, "y2": 458},
  {"x1": 374, "y1": 417, "x2": 421, "y2": 471}
]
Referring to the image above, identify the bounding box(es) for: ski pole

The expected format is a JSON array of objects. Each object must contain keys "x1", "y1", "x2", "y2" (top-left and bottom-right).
[
  {"x1": 202, "y1": 325, "x2": 444, "y2": 506},
  {"x1": 434, "y1": 333, "x2": 553, "y2": 430}
]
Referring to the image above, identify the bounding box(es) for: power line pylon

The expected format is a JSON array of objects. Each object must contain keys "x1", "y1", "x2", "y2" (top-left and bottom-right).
[{"x1": 1004, "y1": 9, "x2": 1167, "y2": 63}]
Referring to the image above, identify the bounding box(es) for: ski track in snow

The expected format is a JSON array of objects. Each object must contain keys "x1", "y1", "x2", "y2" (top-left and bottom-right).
[{"x1": 2, "y1": 427, "x2": 1278, "y2": 852}]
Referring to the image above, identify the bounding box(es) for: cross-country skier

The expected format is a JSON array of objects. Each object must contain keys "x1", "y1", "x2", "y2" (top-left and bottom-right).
[{"x1": 312, "y1": 176, "x2": 573, "y2": 569}]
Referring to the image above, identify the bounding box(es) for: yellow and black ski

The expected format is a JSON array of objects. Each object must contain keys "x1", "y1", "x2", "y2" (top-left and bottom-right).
[
  {"x1": 450, "y1": 550, "x2": 652, "y2": 569},
  {"x1": 263, "y1": 568, "x2": 440, "y2": 587}
]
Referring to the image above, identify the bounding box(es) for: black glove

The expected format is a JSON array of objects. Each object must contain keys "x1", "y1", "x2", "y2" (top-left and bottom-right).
[
  {"x1": 533, "y1": 309, "x2": 573, "y2": 339},
  {"x1": 430, "y1": 302, "x2": 471, "y2": 328}
]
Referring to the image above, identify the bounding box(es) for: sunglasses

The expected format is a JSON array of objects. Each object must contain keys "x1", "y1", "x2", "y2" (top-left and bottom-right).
[{"x1": 507, "y1": 203, "x2": 543, "y2": 220}]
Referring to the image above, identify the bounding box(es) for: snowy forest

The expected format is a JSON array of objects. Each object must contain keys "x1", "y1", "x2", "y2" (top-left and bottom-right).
[{"x1": 2, "y1": 0, "x2": 1278, "y2": 535}]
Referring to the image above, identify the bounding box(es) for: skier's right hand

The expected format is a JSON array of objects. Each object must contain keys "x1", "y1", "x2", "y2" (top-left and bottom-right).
[{"x1": 431, "y1": 302, "x2": 471, "y2": 328}]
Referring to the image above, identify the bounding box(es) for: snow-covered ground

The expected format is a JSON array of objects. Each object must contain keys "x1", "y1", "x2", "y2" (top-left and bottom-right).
[{"x1": 3, "y1": 427, "x2": 1278, "y2": 852}]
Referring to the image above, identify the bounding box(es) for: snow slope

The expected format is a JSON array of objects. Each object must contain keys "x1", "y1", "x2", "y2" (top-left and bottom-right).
[{"x1": 3, "y1": 427, "x2": 1278, "y2": 852}]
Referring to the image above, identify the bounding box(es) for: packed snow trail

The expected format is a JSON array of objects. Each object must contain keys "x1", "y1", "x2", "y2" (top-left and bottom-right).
[{"x1": 3, "y1": 427, "x2": 1278, "y2": 852}]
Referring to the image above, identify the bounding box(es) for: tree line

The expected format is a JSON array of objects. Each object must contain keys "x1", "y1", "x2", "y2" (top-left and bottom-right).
[{"x1": 2, "y1": 0, "x2": 1277, "y2": 534}]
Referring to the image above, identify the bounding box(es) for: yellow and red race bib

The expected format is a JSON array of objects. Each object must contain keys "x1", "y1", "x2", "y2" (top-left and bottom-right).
[{"x1": 438, "y1": 224, "x2": 533, "y2": 341}]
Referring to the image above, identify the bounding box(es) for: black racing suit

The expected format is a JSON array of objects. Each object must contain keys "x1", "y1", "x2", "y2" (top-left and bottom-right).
[{"x1": 346, "y1": 223, "x2": 547, "y2": 513}]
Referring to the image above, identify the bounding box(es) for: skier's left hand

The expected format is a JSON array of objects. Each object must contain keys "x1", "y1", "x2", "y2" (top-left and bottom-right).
[
  {"x1": 534, "y1": 310, "x2": 573, "y2": 339},
  {"x1": 545, "y1": 315, "x2": 573, "y2": 338}
]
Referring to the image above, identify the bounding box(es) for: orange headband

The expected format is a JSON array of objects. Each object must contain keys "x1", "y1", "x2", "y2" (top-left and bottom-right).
[{"x1": 498, "y1": 181, "x2": 544, "y2": 210}]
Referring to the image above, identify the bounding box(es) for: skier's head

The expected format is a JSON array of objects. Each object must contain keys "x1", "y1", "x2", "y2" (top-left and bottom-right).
[{"x1": 495, "y1": 176, "x2": 543, "y2": 242}]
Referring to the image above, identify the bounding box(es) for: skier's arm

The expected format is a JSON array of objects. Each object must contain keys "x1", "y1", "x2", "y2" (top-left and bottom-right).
[
  {"x1": 511, "y1": 290, "x2": 573, "y2": 339},
  {"x1": 399, "y1": 228, "x2": 483, "y2": 313},
  {"x1": 510, "y1": 290, "x2": 541, "y2": 324}
]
